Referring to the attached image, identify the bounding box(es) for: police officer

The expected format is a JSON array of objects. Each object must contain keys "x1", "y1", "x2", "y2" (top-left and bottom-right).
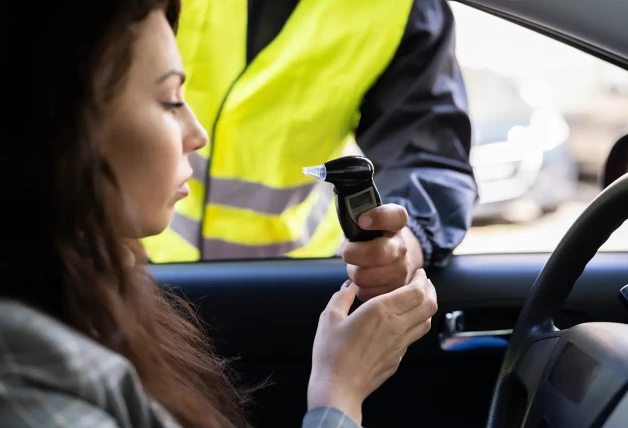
[{"x1": 142, "y1": 0, "x2": 477, "y2": 298}]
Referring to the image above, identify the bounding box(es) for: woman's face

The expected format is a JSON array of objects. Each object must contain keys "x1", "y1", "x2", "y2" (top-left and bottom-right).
[{"x1": 101, "y1": 9, "x2": 207, "y2": 238}]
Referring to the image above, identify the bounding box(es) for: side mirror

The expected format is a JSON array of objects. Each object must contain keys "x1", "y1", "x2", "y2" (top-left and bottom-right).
[{"x1": 601, "y1": 131, "x2": 628, "y2": 189}]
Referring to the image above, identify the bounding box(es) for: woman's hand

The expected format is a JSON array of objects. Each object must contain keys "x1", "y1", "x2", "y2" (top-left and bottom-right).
[{"x1": 307, "y1": 269, "x2": 437, "y2": 423}]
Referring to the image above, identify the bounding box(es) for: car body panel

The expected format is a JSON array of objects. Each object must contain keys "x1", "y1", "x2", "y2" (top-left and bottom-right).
[{"x1": 150, "y1": 253, "x2": 628, "y2": 427}]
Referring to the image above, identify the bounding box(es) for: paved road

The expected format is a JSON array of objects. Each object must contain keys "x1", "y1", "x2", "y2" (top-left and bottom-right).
[{"x1": 456, "y1": 183, "x2": 628, "y2": 254}]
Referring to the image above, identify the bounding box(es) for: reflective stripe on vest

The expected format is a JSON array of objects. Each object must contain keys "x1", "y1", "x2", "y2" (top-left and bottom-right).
[{"x1": 142, "y1": 0, "x2": 413, "y2": 262}]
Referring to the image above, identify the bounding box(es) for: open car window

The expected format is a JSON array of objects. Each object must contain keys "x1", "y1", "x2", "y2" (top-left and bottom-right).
[
  {"x1": 452, "y1": 2, "x2": 628, "y2": 255},
  {"x1": 148, "y1": 2, "x2": 628, "y2": 263}
]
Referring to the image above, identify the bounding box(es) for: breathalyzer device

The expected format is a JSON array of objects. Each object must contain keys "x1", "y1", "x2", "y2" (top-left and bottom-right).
[{"x1": 303, "y1": 156, "x2": 383, "y2": 242}]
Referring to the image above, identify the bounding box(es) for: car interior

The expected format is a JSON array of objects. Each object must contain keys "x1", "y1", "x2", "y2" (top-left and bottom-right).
[{"x1": 149, "y1": 1, "x2": 628, "y2": 427}]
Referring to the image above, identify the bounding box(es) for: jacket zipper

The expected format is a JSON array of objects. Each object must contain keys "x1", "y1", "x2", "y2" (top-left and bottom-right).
[{"x1": 202, "y1": 68, "x2": 248, "y2": 251}]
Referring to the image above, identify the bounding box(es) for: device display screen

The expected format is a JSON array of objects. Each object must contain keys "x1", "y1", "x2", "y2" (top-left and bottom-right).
[{"x1": 348, "y1": 190, "x2": 374, "y2": 212}]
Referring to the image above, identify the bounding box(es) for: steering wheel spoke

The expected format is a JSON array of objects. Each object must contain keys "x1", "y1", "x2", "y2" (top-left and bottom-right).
[{"x1": 515, "y1": 334, "x2": 561, "y2": 400}]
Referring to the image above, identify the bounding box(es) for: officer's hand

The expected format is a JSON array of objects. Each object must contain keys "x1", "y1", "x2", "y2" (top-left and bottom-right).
[{"x1": 340, "y1": 204, "x2": 424, "y2": 301}]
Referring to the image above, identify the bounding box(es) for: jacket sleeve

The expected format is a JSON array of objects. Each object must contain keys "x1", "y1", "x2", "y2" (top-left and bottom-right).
[
  {"x1": 302, "y1": 407, "x2": 361, "y2": 428},
  {"x1": 355, "y1": 0, "x2": 478, "y2": 268},
  {"x1": 0, "y1": 388, "x2": 120, "y2": 428}
]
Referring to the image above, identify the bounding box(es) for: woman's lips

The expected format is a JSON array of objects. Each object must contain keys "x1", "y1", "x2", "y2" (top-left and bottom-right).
[{"x1": 176, "y1": 182, "x2": 190, "y2": 197}]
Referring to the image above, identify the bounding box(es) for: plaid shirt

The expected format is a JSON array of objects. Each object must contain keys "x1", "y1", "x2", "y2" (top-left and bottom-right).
[{"x1": 0, "y1": 300, "x2": 360, "y2": 428}]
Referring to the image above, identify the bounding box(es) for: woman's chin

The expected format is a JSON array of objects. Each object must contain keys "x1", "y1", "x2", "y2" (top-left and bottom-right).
[
  {"x1": 145, "y1": 220, "x2": 171, "y2": 238},
  {"x1": 124, "y1": 217, "x2": 171, "y2": 240}
]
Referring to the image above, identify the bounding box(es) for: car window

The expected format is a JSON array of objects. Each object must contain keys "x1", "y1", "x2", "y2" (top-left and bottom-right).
[
  {"x1": 146, "y1": 3, "x2": 627, "y2": 264},
  {"x1": 451, "y1": 3, "x2": 628, "y2": 255}
]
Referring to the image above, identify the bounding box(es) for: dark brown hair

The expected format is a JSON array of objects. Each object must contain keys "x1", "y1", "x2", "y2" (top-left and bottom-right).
[{"x1": 4, "y1": 1, "x2": 249, "y2": 426}]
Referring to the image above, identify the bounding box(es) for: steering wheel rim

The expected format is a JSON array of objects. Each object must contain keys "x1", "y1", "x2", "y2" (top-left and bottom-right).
[{"x1": 487, "y1": 173, "x2": 628, "y2": 428}]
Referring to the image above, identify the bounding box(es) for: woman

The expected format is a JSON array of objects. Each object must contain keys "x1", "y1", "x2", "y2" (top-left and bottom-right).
[{"x1": 1, "y1": 0, "x2": 437, "y2": 427}]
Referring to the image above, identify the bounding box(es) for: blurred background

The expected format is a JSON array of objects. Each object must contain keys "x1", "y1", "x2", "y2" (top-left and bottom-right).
[{"x1": 450, "y1": 3, "x2": 628, "y2": 254}]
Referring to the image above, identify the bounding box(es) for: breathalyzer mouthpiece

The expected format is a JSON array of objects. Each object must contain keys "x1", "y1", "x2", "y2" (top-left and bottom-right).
[
  {"x1": 302, "y1": 165, "x2": 327, "y2": 181},
  {"x1": 302, "y1": 156, "x2": 383, "y2": 242}
]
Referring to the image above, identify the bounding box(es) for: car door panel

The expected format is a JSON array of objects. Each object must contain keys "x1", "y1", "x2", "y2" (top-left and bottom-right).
[{"x1": 149, "y1": 252, "x2": 627, "y2": 427}]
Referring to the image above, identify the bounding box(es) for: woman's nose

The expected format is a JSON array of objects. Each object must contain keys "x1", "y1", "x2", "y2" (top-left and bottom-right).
[{"x1": 183, "y1": 106, "x2": 209, "y2": 153}]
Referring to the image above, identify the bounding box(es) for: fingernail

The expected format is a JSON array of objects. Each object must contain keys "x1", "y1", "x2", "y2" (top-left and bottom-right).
[
  {"x1": 359, "y1": 215, "x2": 372, "y2": 228},
  {"x1": 341, "y1": 280, "x2": 352, "y2": 289}
]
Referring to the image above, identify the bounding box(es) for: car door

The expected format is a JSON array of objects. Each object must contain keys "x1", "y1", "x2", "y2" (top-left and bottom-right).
[{"x1": 149, "y1": 1, "x2": 628, "y2": 427}]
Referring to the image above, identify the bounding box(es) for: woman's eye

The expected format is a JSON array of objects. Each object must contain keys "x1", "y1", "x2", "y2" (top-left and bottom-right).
[{"x1": 162, "y1": 101, "x2": 185, "y2": 112}]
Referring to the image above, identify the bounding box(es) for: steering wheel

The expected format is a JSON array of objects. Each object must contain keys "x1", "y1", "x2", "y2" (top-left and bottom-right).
[{"x1": 487, "y1": 173, "x2": 628, "y2": 428}]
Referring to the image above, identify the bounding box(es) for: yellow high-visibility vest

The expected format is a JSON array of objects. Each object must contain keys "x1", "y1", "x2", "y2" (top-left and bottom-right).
[{"x1": 142, "y1": 0, "x2": 414, "y2": 262}]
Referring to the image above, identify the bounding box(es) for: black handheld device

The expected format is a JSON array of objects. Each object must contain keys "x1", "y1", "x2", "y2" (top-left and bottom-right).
[{"x1": 303, "y1": 155, "x2": 383, "y2": 242}]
